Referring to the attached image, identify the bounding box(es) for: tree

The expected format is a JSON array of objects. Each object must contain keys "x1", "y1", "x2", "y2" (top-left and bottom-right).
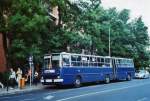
[
  {"x1": 0, "y1": 0, "x2": 13, "y2": 68},
  {"x1": 6, "y1": 0, "x2": 53, "y2": 66},
  {"x1": 129, "y1": 17, "x2": 149, "y2": 68},
  {"x1": 1, "y1": 0, "x2": 149, "y2": 69}
]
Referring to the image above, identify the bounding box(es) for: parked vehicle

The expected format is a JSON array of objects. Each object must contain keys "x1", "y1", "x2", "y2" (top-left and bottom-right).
[{"x1": 135, "y1": 70, "x2": 149, "y2": 79}]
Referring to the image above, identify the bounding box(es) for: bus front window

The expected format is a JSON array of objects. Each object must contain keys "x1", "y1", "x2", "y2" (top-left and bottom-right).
[
  {"x1": 52, "y1": 54, "x2": 60, "y2": 68},
  {"x1": 44, "y1": 58, "x2": 52, "y2": 69},
  {"x1": 52, "y1": 60, "x2": 59, "y2": 68}
]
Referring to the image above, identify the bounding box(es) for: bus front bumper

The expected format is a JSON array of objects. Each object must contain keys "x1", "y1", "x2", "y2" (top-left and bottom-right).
[{"x1": 41, "y1": 79, "x2": 63, "y2": 83}]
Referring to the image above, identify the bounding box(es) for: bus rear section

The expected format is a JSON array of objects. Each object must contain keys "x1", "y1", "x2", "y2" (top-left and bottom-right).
[{"x1": 113, "y1": 58, "x2": 135, "y2": 81}]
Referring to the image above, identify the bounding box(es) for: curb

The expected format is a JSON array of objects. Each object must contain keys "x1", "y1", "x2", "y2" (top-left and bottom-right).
[{"x1": 0, "y1": 86, "x2": 44, "y2": 97}]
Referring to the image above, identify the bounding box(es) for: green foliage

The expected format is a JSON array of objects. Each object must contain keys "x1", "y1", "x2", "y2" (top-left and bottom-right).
[
  {"x1": 0, "y1": 0, "x2": 149, "y2": 69},
  {"x1": 5, "y1": 0, "x2": 52, "y2": 66}
]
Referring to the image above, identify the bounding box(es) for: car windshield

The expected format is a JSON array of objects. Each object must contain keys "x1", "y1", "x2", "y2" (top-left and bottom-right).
[{"x1": 137, "y1": 70, "x2": 145, "y2": 73}]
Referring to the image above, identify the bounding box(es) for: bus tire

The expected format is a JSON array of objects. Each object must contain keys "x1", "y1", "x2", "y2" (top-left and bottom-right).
[
  {"x1": 74, "y1": 76, "x2": 81, "y2": 88},
  {"x1": 126, "y1": 74, "x2": 131, "y2": 81},
  {"x1": 105, "y1": 75, "x2": 110, "y2": 84}
]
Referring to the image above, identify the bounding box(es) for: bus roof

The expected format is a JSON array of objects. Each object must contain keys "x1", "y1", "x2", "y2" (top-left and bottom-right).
[{"x1": 44, "y1": 52, "x2": 133, "y2": 60}]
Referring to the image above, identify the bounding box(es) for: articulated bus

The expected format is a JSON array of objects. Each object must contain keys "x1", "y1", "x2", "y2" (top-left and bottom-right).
[{"x1": 41, "y1": 52, "x2": 135, "y2": 87}]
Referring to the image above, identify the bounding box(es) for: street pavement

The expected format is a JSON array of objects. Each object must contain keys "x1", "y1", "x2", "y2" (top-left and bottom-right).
[{"x1": 0, "y1": 79, "x2": 150, "y2": 101}]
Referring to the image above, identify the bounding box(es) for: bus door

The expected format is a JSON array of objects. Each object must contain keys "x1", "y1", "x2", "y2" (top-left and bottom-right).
[{"x1": 112, "y1": 59, "x2": 117, "y2": 80}]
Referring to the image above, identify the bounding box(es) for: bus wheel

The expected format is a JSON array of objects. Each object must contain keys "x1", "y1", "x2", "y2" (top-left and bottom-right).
[
  {"x1": 127, "y1": 74, "x2": 131, "y2": 81},
  {"x1": 105, "y1": 75, "x2": 110, "y2": 84},
  {"x1": 74, "y1": 77, "x2": 81, "y2": 88}
]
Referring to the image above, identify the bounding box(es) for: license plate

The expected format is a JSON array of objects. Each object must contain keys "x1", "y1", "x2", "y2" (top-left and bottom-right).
[
  {"x1": 45, "y1": 79, "x2": 52, "y2": 82},
  {"x1": 44, "y1": 70, "x2": 55, "y2": 73}
]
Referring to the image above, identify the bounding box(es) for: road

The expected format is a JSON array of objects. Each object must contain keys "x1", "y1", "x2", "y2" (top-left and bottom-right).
[{"x1": 0, "y1": 79, "x2": 150, "y2": 101}]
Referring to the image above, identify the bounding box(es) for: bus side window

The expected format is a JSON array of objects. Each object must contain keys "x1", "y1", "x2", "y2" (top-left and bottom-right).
[
  {"x1": 82, "y1": 56, "x2": 88, "y2": 67},
  {"x1": 89, "y1": 57, "x2": 93, "y2": 67},
  {"x1": 62, "y1": 54, "x2": 70, "y2": 67},
  {"x1": 87, "y1": 57, "x2": 90, "y2": 67},
  {"x1": 76, "y1": 61, "x2": 81, "y2": 66},
  {"x1": 105, "y1": 58, "x2": 110, "y2": 67},
  {"x1": 117, "y1": 59, "x2": 121, "y2": 67},
  {"x1": 77, "y1": 56, "x2": 81, "y2": 66},
  {"x1": 100, "y1": 58, "x2": 104, "y2": 67},
  {"x1": 94, "y1": 57, "x2": 97, "y2": 67},
  {"x1": 71, "y1": 56, "x2": 76, "y2": 66},
  {"x1": 63, "y1": 58, "x2": 69, "y2": 66},
  {"x1": 97, "y1": 57, "x2": 101, "y2": 67},
  {"x1": 116, "y1": 59, "x2": 120, "y2": 67}
]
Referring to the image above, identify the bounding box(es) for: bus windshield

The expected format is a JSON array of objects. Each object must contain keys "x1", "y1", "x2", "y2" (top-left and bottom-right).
[
  {"x1": 44, "y1": 56, "x2": 51, "y2": 69},
  {"x1": 52, "y1": 54, "x2": 60, "y2": 68}
]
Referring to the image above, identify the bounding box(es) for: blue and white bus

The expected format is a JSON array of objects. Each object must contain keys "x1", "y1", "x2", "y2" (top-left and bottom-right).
[{"x1": 41, "y1": 52, "x2": 135, "y2": 87}]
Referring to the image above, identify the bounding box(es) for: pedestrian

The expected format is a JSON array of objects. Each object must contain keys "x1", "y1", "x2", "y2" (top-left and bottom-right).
[
  {"x1": 16, "y1": 68, "x2": 22, "y2": 88},
  {"x1": 9, "y1": 68, "x2": 16, "y2": 89},
  {"x1": 24, "y1": 67, "x2": 30, "y2": 83},
  {"x1": 24, "y1": 73, "x2": 28, "y2": 83},
  {"x1": 34, "y1": 70, "x2": 38, "y2": 85},
  {"x1": 27, "y1": 68, "x2": 31, "y2": 83},
  {"x1": 0, "y1": 82, "x2": 4, "y2": 88}
]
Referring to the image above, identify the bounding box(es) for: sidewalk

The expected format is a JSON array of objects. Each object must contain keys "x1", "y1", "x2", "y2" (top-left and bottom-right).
[{"x1": 0, "y1": 83, "x2": 44, "y2": 96}]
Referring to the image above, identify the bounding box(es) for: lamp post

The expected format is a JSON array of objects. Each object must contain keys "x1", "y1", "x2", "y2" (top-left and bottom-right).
[
  {"x1": 109, "y1": 26, "x2": 111, "y2": 57},
  {"x1": 108, "y1": 26, "x2": 112, "y2": 69},
  {"x1": 29, "y1": 55, "x2": 33, "y2": 87}
]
